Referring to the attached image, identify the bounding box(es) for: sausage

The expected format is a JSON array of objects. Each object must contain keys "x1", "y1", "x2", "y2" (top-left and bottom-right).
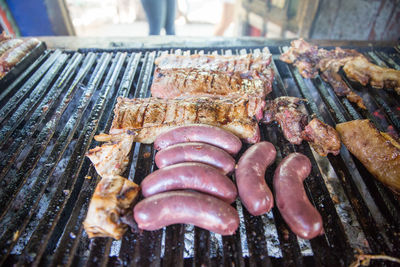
[
  {"x1": 155, "y1": 142, "x2": 235, "y2": 174},
  {"x1": 235, "y1": 141, "x2": 276, "y2": 215},
  {"x1": 154, "y1": 124, "x2": 242, "y2": 155},
  {"x1": 133, "y1": 190, "x2": 239, "y2": 235},
  {"x1": 273, "y1": 153, "x2": 323, "y2": 240},
  {"x1": 141, "y1": 162, "x2": 237, "y2": 203}
]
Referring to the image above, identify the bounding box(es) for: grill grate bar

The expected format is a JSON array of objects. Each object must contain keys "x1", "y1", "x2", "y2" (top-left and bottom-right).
[
  {"x1": 13, "y1": 52, "x2": 114, "y2": 266},
  {"x1": 0, "y1": 53, "x2": 69, "y2": 215},
  {"x1": 0, "y1": 53, "x2": 84, "y2": 224},
  {"x1": 0, "y1": 53, "x2": 95, "y2": 193},
  {"x1": 0, "y1": 51, "x2": 101, "y2": 264}
]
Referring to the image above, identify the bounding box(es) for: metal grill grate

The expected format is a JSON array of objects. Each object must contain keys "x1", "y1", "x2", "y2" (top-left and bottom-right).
[{"x1": 0, "y1": 44, "x2": 399, "y2": 266}]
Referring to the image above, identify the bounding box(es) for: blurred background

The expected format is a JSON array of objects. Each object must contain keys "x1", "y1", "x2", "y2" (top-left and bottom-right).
[{"x1": 0, "y1": 0, "x2": 399, "y2": 40}]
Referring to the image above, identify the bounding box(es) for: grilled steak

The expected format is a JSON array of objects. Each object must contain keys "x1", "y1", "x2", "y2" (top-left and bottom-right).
[
  {"x1": 151, "y1": 49, "x2": 274, "y2": 99},
  {"x1": 110, "y1": 96, "x2": 265, "y2": 143},
  {"x1": 262, "y1": 96, "x2": 340, "y2": 156}
]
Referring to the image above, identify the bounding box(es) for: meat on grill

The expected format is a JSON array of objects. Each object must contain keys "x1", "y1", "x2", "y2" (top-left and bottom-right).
[
  {"x1": 280, "y1": 39, "x2": 400, "y2": 109},
  {"x1": 336, "y1": 120, "x2": 400, "y2": 192},
  {"x1": 151, "y1": 49, "x2": 274, "y2": 99},
  {"x1": 0, "y1": 37, "x2": 40, "y2": 78},
  {"x1": 86, "y1": 132, "x2": 135, "y2": 177},
  {"x1": 262, "y1": 96, "x2": 340, "y2": 156},
  {"x1": 83, "y1": 175, "x2": 140, "y2": 239},
  {"x1": 110, "y1": 96, "x2": 265, "y2": 144}
]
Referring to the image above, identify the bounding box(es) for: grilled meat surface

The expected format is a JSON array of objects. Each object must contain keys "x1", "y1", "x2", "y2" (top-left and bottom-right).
[
  {"x1": 110, "y1": 96, "x2": 265, "y2": 143},
  {"x1": 262, "y1": 96, "x2": 340, "y2": 156},
  {"x1": 336, "y1": 120, "x2": 400, "y2": 191},
  {"x1": 301, "y1": 118, "x2": 341, "y2": 156},
  {"x1": 151, "y1": 49, "x2": 274, "y2": 99},
  {"x1": 280, "y1": 39, "x2": 367, "y2": 109},
  {"x1": 343, "y1": 56, "x2": 400, "y2": 95},
  {"x1": 83, "y1": 175, "x2": 140, "y2": 239},
  {"x1": 86, "y1": 133, "x2": 135, "y2": 177}
]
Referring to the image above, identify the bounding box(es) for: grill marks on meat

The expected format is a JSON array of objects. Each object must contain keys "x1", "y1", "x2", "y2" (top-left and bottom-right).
[
  {"x1": 0, "y1": 38, "x2": 40, "y2": 78},
  {"x1": 262, "y1": 97, "x2": 340, "y2": 156},
  {"x1": 280, "y1": 39, "x2": 376, "y2": 109},
  {"x1": 151, "y1": 49, "x2": 274, "y2": 99},
  {"x1": 110, "y1": 96, "x2": 263, "y2": 143},
  {"x1": 336, "y1": 120, "x2": 400, "y2": 192}
]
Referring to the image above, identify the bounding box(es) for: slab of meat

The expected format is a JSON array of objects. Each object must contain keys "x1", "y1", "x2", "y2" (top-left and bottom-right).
[
  {"x1": 110, "y1": 96, "x2": 265, "y2": 143},
  {"x1": 151, "y1": 49, "x2": 274, "y2": 99},
  {"x1": 83, "y1": 175, "x2": 140, "y2": 239},
  {"x1": 336, "y1": 120, "x2": 400, "y2": 192},
  {"x1": 262, "y1": 96, "x2": 340, "y2": 156}
]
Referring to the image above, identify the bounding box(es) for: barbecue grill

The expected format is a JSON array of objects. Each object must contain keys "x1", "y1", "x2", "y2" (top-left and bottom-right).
[{"x1": 0, "y1": 39, "x2": 399, "y2": 266}]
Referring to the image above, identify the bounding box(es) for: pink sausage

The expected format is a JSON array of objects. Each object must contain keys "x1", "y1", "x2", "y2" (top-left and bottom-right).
[
  {"x1": 154, "y1": 124, "x2": 242, "y2": 155},
  {"x1": 134, "y1": 190, "x2": 239, "y2": 235},
  {"x1": 155, "y1": 142, "x2": 235, "y2": 174},
  {"x1": 141, "y1": 162, "x2": 237, "y2": 203},
  {"x1": 235, "y1": 141, "x2": 276, "y2": 216},
  {"x1": 274, "y1": 153, "x2": 324, "y2": 240}
]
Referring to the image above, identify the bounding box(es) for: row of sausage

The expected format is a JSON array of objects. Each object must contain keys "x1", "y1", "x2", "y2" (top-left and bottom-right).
[{"x1": 133, "y1": 124, "x2": 323, "y2": 240}]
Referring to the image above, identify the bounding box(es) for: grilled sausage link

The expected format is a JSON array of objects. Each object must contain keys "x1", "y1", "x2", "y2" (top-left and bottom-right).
[
  {"x1": 273, "y1": 153, "x2": 323, "y2": 239},
  {"x1": 133, "y1": 190, "x2": 239, "y2": 235},
  {"x1": 141, "y1": 162, "x2": 237, "y2": 203},
  {"x1": 153, "y1": 124, "x2": 242, "y2": 155},
  {"x1": 155, "y1": 142, "x2": 235, "y2": 174},
  {"x1": 235, "y1": 141, "x2": 276, "y2": 215}
]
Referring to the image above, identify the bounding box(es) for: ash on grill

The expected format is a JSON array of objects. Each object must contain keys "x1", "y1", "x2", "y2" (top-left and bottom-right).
[{"x1": 0, "y1": 43, "x2": 399, "y2": 267}]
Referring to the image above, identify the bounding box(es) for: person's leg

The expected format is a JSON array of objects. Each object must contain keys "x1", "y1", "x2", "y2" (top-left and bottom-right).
[
  {"x1": 140, "y1": 0, "x2": 165, "y2": 35},
  {"x1": 165, "y1": 0, "x2": 176, "y2": 35},
  {"x1": 213, "y1": 2, "x2": 235, "y2": 36}
]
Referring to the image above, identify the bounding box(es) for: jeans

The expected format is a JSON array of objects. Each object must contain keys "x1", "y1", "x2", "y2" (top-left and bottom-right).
[{"x1": 140, "y1": 0, "x2": 176, "y2": 35}]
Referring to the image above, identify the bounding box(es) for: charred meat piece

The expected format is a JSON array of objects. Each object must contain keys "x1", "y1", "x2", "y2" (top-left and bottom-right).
[
  {"x1": 280, "y1": 39, "x2": 367, "y2": 108},
  {"x1": 336, "y1": 120, "x2": 400, "y2": 192},
  {"x1": 83, "y1": 175, "x2": 140, "y2": 239},
  {"x1": 262, "y1": 96, "x2": 341, "y2": 156},
  {"x1": 0, "y1": 38, "x2": 40, "y2": 78},
  {"x1": 302, "y1": 118, "x2": 341, "y2": 156},
  {"x1": 86, "y1": 132, "x2": 135, "y2": 177},
  {"x1": 343, "y1": 56, "x2": 400, "y2": 95},
  {"x1": 151, "y1": 49, "x2": 274, "y2": 99},
  {"x1": 262, "y1": 97, "x2": 308, "y2": 144},
  {"x1": 110, "y1": 96, "x2": 265, "y2": 143}
]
